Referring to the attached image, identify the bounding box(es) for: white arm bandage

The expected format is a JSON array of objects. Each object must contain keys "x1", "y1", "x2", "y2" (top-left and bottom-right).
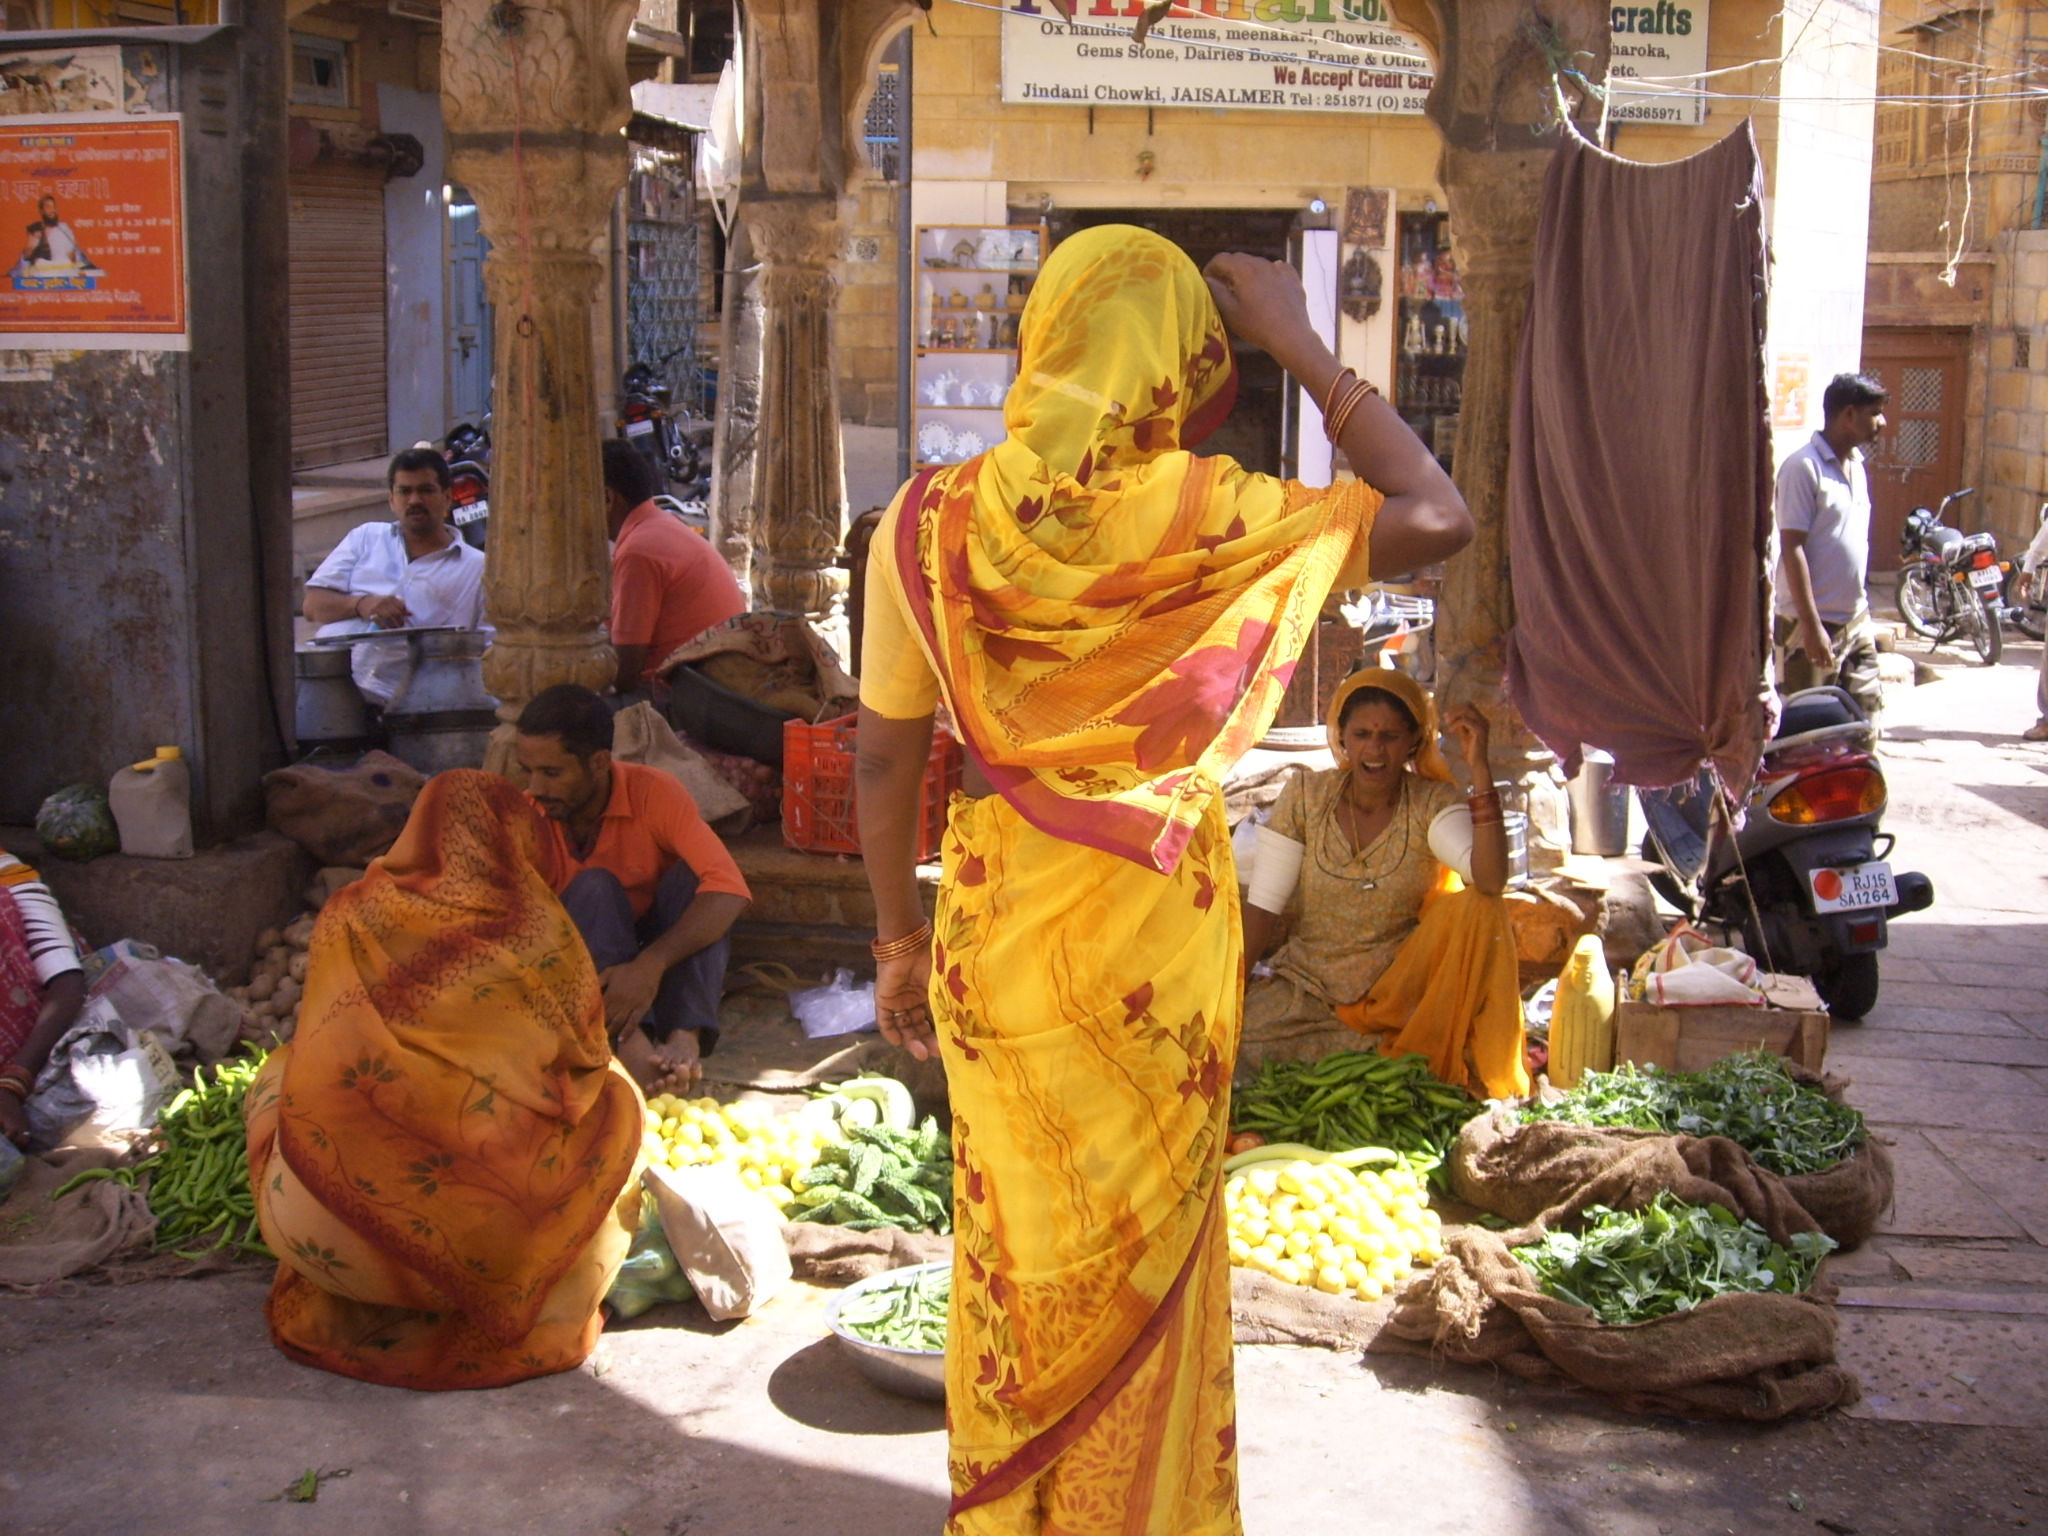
[
  {"x1": 1245, "y1": 825, "x2": 1306, "y2": 914},
  {"x1": 1427, "y1": 802, "x2": 1475, "y2": 883}
]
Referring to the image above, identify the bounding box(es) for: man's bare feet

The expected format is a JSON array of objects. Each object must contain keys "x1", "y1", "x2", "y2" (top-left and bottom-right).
[{"x1": 615, "y1": 1026, "x2": 701, "y2": 1095}]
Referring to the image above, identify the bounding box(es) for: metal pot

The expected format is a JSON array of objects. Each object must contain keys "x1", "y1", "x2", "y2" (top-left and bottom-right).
[
  {"x1": 294, "y1": 645, "x2": 372, "y2": 749},
  {"x1": 383, "y1": 630, "x2": 498, "y2": 776}
]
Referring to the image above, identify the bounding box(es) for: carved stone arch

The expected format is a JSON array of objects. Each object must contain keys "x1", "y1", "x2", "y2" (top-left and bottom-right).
[{"x1": 836, "y1": 2, "x2": 923, "y2": 190}]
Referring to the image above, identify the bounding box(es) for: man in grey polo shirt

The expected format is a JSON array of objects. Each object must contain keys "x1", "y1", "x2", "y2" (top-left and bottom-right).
[{"x1": 1775, "y1": 372, "x2": 1888, "y2": 723}]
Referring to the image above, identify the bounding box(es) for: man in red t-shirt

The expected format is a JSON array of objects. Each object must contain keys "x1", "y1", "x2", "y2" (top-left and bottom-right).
[
  {"x1": 515, "y1": 684, "x2": 751, "y2": 1093},
  {"x1": 603, "y1": 439, "x2": 745, "y2": 693}
]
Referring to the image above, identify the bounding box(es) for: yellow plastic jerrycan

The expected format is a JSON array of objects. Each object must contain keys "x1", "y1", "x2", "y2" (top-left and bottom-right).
[{"x1": 1547, "y1": 934, "x2": 1616, "y2": 1089}]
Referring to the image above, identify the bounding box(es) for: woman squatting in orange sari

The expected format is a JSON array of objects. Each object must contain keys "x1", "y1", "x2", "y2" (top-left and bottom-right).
[
  {"x1": 855, "y1": 226, "x2": 1472, "y2": 1532},
  {"x1": 244, "y1": 770, "x2": 644, "y2": 1389}
]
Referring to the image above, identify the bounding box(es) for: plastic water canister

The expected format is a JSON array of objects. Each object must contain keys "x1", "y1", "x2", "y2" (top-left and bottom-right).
[
  {"x1": 108, "y1": 746, "x2": 194, "y2": 859},
  {"x1": 1547, "y1": 934, "x2": 1616, "y2": 1089}
]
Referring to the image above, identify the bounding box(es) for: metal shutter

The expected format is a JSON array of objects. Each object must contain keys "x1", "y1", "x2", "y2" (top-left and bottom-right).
[{"x1": 288, "y1": 165, "x2": 388, "y2": 470}]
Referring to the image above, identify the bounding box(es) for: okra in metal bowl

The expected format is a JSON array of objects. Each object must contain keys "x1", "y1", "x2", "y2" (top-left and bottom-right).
[{"x1": 824, "y1": 1259, "x2": 949, "y2": 1401}]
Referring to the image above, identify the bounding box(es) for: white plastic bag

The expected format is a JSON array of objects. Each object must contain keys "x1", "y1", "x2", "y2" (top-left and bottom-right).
[
  {"x1": 789, "y1": 968, "x2": 878, "y2": 1040},
  {"x1": 645, "y1": 1162, "x2": 792, "y2": 1320}
]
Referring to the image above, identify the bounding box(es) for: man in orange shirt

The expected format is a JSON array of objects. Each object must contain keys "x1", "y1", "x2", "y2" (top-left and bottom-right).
[
  {"x1": 514, "y1": 684, "x2": 751, "y2": 1092},
  {"x1": 603, "y1": 439, "x2": 746, "y2": 694}
]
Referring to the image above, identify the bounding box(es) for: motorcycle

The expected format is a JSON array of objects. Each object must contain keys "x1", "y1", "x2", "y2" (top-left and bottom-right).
[
  {"x1": 1638, "y1": 686, "x2": 1934, "y2": 1020},
  {"x1": 442, "y1": 419, "x2": 491, "y2": 552},
  {"x1": 1894, "y1": 487, "x2": 2006, "y2": 665},
  {"x1": 617, "y1": 362, "x2": 711, "y2": 502},
  {"x1": 2001, "y1": 501, "x2": 2047, "y2": 643}
]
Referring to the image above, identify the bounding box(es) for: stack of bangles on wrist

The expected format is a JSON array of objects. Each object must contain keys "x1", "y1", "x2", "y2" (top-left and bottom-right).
[
  {"x1": 870, "y1": 922, "x2": 934, "y2": 1030},
  {"x1": 0, "y1": 1063, "x2": 31, "y2": 1099},
  {"x1": 1467, "y1": 789, "x2": 1504, "y2": 829},
  {"x1": 1321, "y1": 367, "x2": 1379, "y2": 444}
]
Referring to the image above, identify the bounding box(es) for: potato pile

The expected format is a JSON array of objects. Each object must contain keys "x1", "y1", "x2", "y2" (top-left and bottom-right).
[{"x1": 226, "y1": 913, "x2": 316, "y2": 1045}]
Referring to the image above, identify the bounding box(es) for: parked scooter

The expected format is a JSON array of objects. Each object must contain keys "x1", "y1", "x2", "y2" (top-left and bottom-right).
[
  {"x1": 1895, "y1": 487, "x2": 2006, "y2": 665},
  {"x1": 442, "y1": 419, "x2": 492, "y2": 552},
  {"x1": 1638, "y1": 686, "x2": 1934, "y2": 1020},
  {"x1": 617, "y1": 362, "x2": 710, "y2": 502},
  {"x1": 2001, "y1": 500, "x2": 2047, "y2": 642}
]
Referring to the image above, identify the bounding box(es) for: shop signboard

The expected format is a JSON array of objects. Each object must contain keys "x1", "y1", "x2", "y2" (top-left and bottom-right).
[
  {"x1": 0, "y1": 114, "x2": 188, "y2": 350},
  {"x1": 1000, "y1": 2, "x2": 1709, "y2": 126}
]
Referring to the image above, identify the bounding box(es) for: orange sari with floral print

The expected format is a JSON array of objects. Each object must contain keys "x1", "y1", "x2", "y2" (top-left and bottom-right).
[
  {"x1": 244, "y1": 771, "x2": 644, "y2": 1390},
  {"x1": 870, "y1": 226, "x2": 1378, "y2": 1533}
]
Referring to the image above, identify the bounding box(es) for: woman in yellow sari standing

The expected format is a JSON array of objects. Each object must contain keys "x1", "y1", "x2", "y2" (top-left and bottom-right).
[
  {"x1": 856, "y1": 226, "x2": 1472, "y2": 1533},
  {"x1": 244, "y1": 770, "x2": 644, "y2": 1390}
]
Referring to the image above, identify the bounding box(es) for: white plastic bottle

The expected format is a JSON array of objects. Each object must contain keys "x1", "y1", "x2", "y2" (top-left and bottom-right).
[{"x1": 108, "y1": 746, "x2": 194, "y2": 859}]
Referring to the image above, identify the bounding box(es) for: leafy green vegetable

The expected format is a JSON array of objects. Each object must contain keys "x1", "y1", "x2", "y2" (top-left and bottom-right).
[
  {"x1": 1512, "y1": 1193, "x2": 1835, "y2": 1326},
  {"x1": 837, "y1": 1264, "x2": 949, "y2": 1352},
  {"x1": 1520, "y1": 1051, "x2": 1866, "y2": 1177}
]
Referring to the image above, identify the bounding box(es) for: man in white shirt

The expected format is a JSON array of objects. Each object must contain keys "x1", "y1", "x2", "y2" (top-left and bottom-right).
[
  {"x1": 302, "y1": 448, "x2": 490, "y2": 705},
  {"x1": 1775, "y1": 372, "x2": 1888, "y2": 723}
]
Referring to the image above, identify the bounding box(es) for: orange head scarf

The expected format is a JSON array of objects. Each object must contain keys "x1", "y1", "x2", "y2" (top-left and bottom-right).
[
  {"x1": 887, "y1": 225, "x2": 1383, "y2": 873},
  {"x1": 1325, "y1": 667, "x2": 1453, "y2": 783}
]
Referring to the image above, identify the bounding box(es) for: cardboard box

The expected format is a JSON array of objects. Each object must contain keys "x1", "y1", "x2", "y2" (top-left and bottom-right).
[{"x1": 1614, "y1": 975, "x2": 1830, "y2": 1074}]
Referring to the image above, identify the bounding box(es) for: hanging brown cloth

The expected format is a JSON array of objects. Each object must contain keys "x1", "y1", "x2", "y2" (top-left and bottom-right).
[{"x1": 1503, "y1": 123, "x2": 1777, "y2": 793}]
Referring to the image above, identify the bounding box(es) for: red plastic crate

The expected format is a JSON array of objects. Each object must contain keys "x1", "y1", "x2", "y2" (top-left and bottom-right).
[{"x1": 782, "y1": 713, "x2": 963, "y2": 860}]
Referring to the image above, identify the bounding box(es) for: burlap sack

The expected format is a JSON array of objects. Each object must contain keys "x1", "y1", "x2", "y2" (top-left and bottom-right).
[
  {"x1": 263, "y1": 751, "x2": 425, "y2": 867},
  {"x1": 1231, "y1": 1267, "x2": 1391, "y2": 1350},
  {"x1": 1388, "y1": 1110, "x2": 1858, "y2": 1419},
  {"x1": 782, "y1": 1221, "x2": 951, "y2": 1284},
  {"x1": 1452, "y1": 1072, "x2": 1895, "y2": 1251},
  {"x1": 611, "y1": 701, "x2": 751, "y2": 834},
  {"x1": 0, "y1": 1147, "x2": 156, "y2": 1289},
  {"x1": 1375, "y1": 1224, "x2": 1856, "y2": 1420}
]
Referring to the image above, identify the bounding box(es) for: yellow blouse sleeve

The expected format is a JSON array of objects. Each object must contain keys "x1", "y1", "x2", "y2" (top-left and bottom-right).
[{"x1": 857, "y1": 513, "x2": 942, "y2": 721}]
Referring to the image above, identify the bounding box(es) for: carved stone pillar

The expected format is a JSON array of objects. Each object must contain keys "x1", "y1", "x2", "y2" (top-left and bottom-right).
[
  {"x1": 441, "y1": 0, "x2": 636, "y2": 714},
  {"x1": 733, "y1": 197, "x2": 849, "y2": 616}
]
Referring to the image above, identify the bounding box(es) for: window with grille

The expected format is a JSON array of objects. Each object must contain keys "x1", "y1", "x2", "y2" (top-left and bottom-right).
[
  {"x1": 1916, "y1": 11, "x2": 1986, "y2": 166},
  {"x1": 2018, "y1": 333, "x2": 2032, "y2": 370},
  {"x1": 864, "y1": 63, "x2": 903, "y2": 183},
  {"x1": 1875, "y1": 49, "x2": 1914, "y2": 171},
  {"x1": 1894, "y1": 418, "x2": 1942, "y2": 466},
  {"x1": 1898, "y1": 365, "x2": 1944, "y2": 414}
]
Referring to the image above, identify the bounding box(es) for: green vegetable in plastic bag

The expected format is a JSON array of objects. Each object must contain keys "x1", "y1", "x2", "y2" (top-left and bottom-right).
[
  {"x1": 605, "y1": 1191, "x2": 695, "y2": 1320},
  {"x1": 36, "y1": 782, "x2": 120, "y2": 863}
]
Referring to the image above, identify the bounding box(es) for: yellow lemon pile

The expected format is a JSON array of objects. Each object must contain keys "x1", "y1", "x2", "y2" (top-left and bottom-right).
[
  {"x1": 1224, "y1": 1153, "x2": 1443, "y2": 1301},
  {"x1": 641, "y1": 1095, "x2": 835, "y2": 1213}
]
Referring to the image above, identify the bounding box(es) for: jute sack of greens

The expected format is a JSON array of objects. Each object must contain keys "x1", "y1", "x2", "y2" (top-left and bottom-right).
[
  {"x1": 1376, "y1": 1119, "x2": 1857, "y2": 1420},
  {"x1": 1452, "y1": 1052, "x2": 1894, "y2": 1249}
]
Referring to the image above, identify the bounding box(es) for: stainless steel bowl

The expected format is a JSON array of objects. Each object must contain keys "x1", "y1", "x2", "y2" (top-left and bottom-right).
[{"x1": 824, "y1": 1259, "x2": 948, "y2": 1402}]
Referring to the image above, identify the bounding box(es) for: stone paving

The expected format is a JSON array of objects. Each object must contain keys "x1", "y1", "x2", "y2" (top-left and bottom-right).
[{"x1": 1820, "y1": 625, "x2": 2048, "y2": 1435}]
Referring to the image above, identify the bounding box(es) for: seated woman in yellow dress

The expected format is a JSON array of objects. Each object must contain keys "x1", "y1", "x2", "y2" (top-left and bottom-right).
[
  {"x1": 1240, "y1": 670, "x2": 1529, "y2": 1100},
  {"x1": 244, "y1": 770, "x2": 645, "y2": 1390}
]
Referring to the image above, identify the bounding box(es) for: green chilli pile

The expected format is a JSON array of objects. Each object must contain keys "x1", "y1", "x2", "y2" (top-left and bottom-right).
[
  {"x1": 145, "y1": 1054, "x2": 270, "y2": 1258},
  {"x1": 1519, "y1": 1050, "x2": 1866, "y2": 1177},
  {"x1": 790, "y1": 1117, "x2": 953, "y2": 1232},
  {"x1": 836, "y1": 1264, "x2": 949, "y2": 1352},
  {"x1": 1512, "y1": 1192, "x2": 1836, "y2": 1326},
  {"x1": 1233, "y1": 1051, "x2": 1478, "y2": 1162}
]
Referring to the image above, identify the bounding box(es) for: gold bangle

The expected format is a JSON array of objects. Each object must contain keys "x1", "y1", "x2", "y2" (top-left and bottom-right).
[
  {"x1": 1320, "y1": 367, "x2": 1358, "y2": 418},
  {"x1": 1324, "y1": 377, "x2": 1378, "y2": 444},
  {"x1": 870, "y1": 921, "x2": 933, "y2": 962}
]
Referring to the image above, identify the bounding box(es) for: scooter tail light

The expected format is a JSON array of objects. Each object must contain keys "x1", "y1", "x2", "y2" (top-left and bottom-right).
[
  {"x1": 1767, "y1": 765, "x2": 1886, "y2": 824},
  {"x1": 1971, "y1": 549, "x2": 1997, "y2": 570}
]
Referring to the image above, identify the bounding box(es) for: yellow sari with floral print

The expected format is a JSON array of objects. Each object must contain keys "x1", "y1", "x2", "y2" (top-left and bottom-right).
[{"x1": 864, "y1": 226, "x2": 1378, "y2": 1532}]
